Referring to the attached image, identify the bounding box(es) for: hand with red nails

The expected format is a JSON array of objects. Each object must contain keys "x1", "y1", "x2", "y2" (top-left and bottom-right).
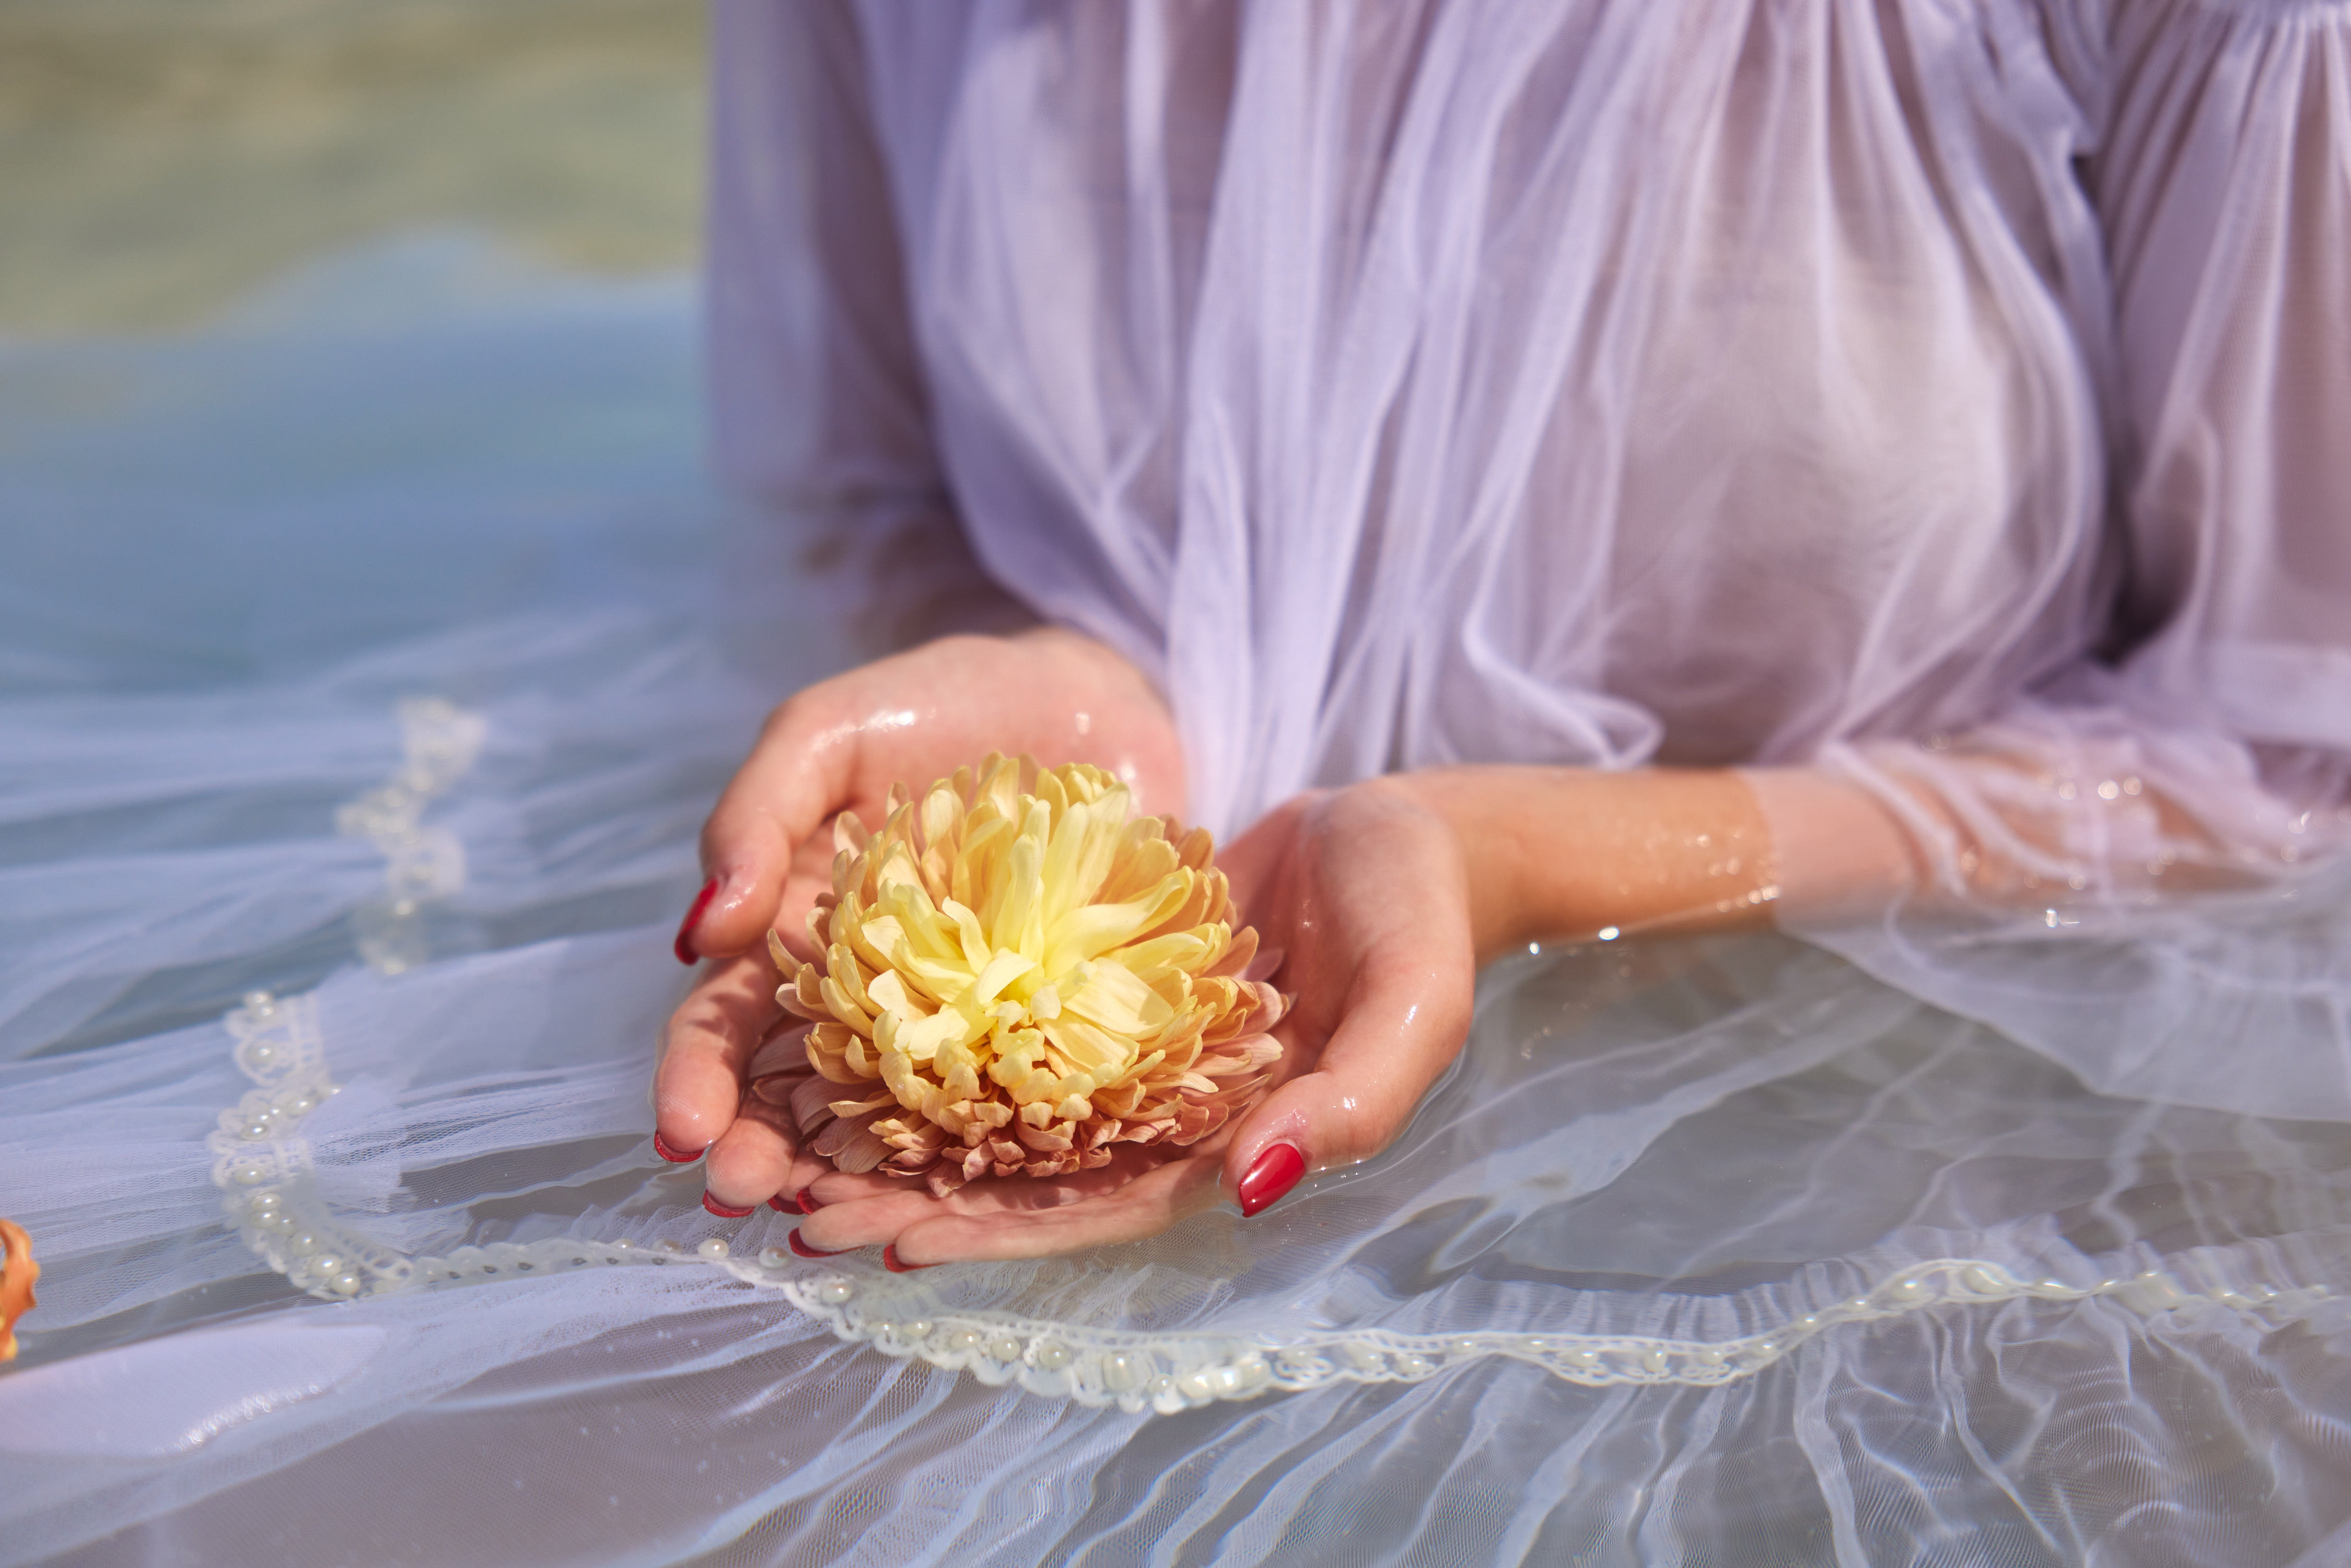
[
  {"x1": 770, "y1": 779, "x2": 1479, "y2": 1267},
  {"x1": 654, "y1": 628, "x2": 1187, "y2": 1214}
]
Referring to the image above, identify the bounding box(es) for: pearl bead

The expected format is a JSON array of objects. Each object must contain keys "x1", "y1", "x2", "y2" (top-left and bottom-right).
[
  {"x1": 758, "y1": 1248, "x2": 788, "y2": 1269},
  {"x1": 816, "y1": 1279, "x2": 854, "y2": 1306},
  {"x1": 289, "y1": 1232, "x2": 320, "y2": 1257},
  {"x1": 697, "y1": 1238, "x2": 729, "y2": 1261},
  {"x1": 331, "y1": 1273, "x2": 362, "y2": 1295},
  {"x1": 904, "y1": 1319, "x2": 933, "y2": 1339},
  {"x1": 945, "y1": 1328, "x2": 981, "y2": 1353},
  {"x1": 1961, "y1": 1265, "x2": 2002, "y2": 1293},
  {"x1": 310, "y1": 1255, "x2": 343, "y2": 1277},
  {"x1": 1033, "y1": 1342, "x2": 1071, "y2": 1371},
  {"x1": 990, "y1": 1336, "x2": 1022, "y2": 1363}
]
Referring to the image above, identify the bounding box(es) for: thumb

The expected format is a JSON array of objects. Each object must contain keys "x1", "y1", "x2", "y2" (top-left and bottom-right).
[
  {"x1": 1222, "y1": 949, "x2": 1474, "y2": 1217},
  {"x1": 678, "y1": 691, "x2": 856, "y2": 963}
]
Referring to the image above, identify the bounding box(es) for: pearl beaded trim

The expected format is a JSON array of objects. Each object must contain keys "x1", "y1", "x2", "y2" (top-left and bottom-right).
[
  {"x1": 208, "y1": 990, "x2": 413, "y2": 1301},
  {"x1": 333, "y1": 696, "x2": 484, "y2": 975},
  {"x1": 208, "y1": 988, "x2": 2342, "y2": 1414}
]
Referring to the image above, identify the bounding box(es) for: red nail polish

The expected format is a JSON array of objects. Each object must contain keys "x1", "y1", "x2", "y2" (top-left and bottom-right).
[
  {"x1": 795, "y1": 1189, "x2": 821, "y2": 1214},
  {"x1": 702, "y1": 1192, "x2": 756, "y2": 1219},
  {"x1": 882, "y1": 1244, "x2": 932, "y2": 1273},
  {"x1": 672, "y1": 876, "x2": 719, "y2": 965},
  {"x1": 1237, "y1": 1142, "x2": 1306, "y2": 1217},
  {"x1": 767, "y1": 1194, "x2": 794, "y2": 1212},
  {"x1": 788, "y1": 1231, "x2": 844, "y2": 1259},
  {"x1": 653, "y1": 1131, "x2": 705, "y2": 1163}
]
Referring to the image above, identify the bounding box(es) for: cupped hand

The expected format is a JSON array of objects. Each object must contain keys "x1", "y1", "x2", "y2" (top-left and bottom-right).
[
  {"x1": 655, "y1": 629, "x2": 1186, "y2": 1201},
  {"x1": 784, "y1": 776, "x2": 1479, "y2": 1265}
]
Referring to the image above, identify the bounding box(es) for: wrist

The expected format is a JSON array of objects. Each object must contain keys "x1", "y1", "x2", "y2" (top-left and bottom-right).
[
  {"x1": 1387, "y1": 764, "x2": 1784, "y2": 962},
  {"x1": 1377, "y1": 767, "x2": 1541, "y2": 963}
]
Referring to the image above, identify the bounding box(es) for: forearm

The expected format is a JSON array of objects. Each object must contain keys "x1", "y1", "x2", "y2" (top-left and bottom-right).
[{"x1": 1391, "y1": 765, "x2": 1914, "y2": 965}]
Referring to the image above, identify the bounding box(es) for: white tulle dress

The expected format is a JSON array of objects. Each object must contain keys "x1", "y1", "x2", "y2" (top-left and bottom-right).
[{"x1": 8, "y1": 2, "x2": 2351, "y2": 1562}]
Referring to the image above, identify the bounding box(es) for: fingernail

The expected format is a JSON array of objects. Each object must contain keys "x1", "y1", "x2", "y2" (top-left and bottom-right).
[
  {"x1": 1237, "y1": 1142, "x2": 1306, "y2": 1217},
  {"x1": 767, "y1": 1194, "x2": 794, "y2": 1212},
  {"x1": 788, "y1": 1231, "x2": 845, "y2": 1259},
  {"x1": 794, "y1": 1188, "x2": 821, "y2": 1214},
  {"x1": 702, "y1": 1192, "x2": 756, "y2": 1219},
  {"x1": 652, "y1": 1130, "x2": 705, "y2": 1163},
  {"x1": 672, "y1": 876, "x2": 719, "y2": 965},
  {"x1": 882, "y1": 1244, "x2": 932, "y2": 1273}
]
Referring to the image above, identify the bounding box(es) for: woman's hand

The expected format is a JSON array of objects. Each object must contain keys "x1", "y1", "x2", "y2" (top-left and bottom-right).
[
  {"x1": 784, "y1": 777, "x2": 1481, "y2": 1263},
  {"x1": 655, "y1": 628, "x2": 1186, "y2": 1208}
]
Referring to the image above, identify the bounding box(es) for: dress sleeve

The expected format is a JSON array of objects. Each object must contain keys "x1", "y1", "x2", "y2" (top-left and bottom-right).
[
  {"x1": 707, "y1": 0, "x2": 939, "y2": 506},
  {"x1": 1753, "y1": 0, "x2": 2351, "y2": 1120},
  {"x1": 706, "y1": 0, "x2": 1023, "y2": 648}
]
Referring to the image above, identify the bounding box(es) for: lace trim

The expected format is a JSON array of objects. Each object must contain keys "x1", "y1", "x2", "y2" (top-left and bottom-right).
[
  {"x1": 208, "y1": 985, "x2": 2342, "y2": 1415},
  {"x1": 208, "y1": 991, "x2": 414, "y2": 1300},
  {"x1": 334, "y1": 696, "x2": 485, "y2": 975}
]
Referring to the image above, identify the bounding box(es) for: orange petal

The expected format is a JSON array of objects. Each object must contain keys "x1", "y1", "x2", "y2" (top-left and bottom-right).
[{"x1": 0, "y1": 1218, "x2": 36, "y2": 1364}]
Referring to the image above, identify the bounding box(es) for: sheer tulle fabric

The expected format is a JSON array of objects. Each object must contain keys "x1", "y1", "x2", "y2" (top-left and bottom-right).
[
  {"x1": 10, "y1": 1, "x2": 2351, "y2": 1563},
  {"x1": 710, "y1": 0, "x2": 2351, "y2": 1111}
]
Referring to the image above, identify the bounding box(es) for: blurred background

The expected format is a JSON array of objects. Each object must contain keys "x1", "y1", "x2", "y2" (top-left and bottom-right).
[
  {"x1": 0, "y1": 0, "x2": 728, "y2": 695},
  {"x1": 0, "y1": 2, "x2": 752, "y2": 1059},
  {"x1": 0, "y1": 0, "x2": 702, "y2": 334}
]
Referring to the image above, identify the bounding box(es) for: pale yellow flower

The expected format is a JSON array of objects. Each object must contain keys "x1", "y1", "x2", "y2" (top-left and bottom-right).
[{"x1": 769, "y1": 755, "x2": 1285, "y2": 1195}]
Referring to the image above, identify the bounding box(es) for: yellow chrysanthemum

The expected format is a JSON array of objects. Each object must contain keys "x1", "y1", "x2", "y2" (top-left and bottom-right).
[{"x1": 768, "y1": 755, "x2": 1285, "y2": 1195}]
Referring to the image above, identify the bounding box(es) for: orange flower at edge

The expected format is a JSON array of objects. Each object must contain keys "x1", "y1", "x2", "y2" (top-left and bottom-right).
[{"x1": 1, "y1": 1217, "x2": 38, "y2": 1364}]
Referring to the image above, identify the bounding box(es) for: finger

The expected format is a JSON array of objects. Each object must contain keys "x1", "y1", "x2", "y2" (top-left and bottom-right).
[
  {"x1": 702, "y1": 1093, "x2": 799, "y2": 1213},
  {"x1": 686, "y1": 687, "x2": 860, "y2": 959},
  {"x1": 893, "y1": 1157, "x2": 1228, "y2": 1263},
  {"x1": 771, "y1": 834, "x2": 841, "y2": 965},
  {"x1": 1225, "y1": 939, "x2": 1474, "y2": 1211},
  {"x1": 798, "y1": 1155, "x2": 1135, "y2": 1241},
  {"x1": 743, "y1": 1072, "x2": 838, "y2": 1200},
  {"x1": 653, "y1": 954, "x2": 786, "y2": 1156},
  {"x1": 799, "y1": 1155, "x2": 1225, "y2": 1263}
]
